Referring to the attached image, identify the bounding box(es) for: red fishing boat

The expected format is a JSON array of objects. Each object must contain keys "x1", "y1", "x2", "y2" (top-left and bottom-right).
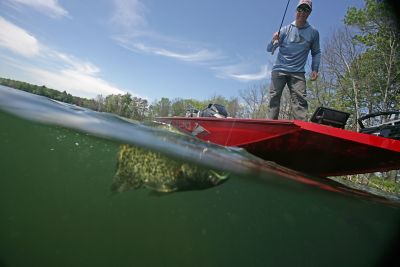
[{"x1": 157, "y1": 108, "x2": 400, "y2": 177}]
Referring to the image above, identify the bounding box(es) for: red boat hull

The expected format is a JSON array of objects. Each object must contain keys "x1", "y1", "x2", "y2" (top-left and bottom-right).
[{"x1": 157, "y1": 117, "x2": 400, "y2": 177}]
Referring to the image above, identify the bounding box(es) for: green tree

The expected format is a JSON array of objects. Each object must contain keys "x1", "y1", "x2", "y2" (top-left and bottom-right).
[
  {"x1": 95, "y1": 94, "x2": 105, "y2": 111},
  {"x1": 120, "y1": 93, "x2": 133, "y2": 117},
  {"x1": 170, "y1": 98, "x2": 203, "y2": 116},
  {"x1": 225, "y1": 97, "x2": 243, "y2": 118},
  {"x1": 345, "y1": 0, "x2": 400, "y2": 114},
  {"x1": 129, "y1": 97, "x2": 148, "y2": 120},
  {"x1": 152, "y1": 97, "x2": 171, "y2": 117},
  {"x1": 104, "y1": 95, "x2": 120, "y2": 114}
]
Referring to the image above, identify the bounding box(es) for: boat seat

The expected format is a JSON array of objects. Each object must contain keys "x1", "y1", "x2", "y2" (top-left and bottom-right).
[{"x1": 358, "y1": 111, "x2": 400, "y2": 140}]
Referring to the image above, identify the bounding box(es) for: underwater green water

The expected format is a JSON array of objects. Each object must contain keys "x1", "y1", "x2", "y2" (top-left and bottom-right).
[{"x1": 1, "y1": 87, "x2": 400, "y2": 266}]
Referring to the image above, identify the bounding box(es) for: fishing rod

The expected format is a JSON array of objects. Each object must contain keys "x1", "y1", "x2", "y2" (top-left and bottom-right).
[{"x1": 271, "y1": 0, "x2": 291, "y2": 55}]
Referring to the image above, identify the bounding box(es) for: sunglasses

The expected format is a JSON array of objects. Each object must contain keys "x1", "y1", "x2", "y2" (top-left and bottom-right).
[{"x1": 297, "y1": 6, "x2": 311, "y2": 13}]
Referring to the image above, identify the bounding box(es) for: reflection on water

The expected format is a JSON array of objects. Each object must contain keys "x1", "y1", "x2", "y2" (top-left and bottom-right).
[{"x1": 1, "y1": 85, "x2": 400, "y2": 267}]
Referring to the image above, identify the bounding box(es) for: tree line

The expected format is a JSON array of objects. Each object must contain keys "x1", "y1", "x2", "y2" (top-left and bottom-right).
[
  {"x1": 0, "y1": 77, "x2": 243, "y2": 120},
  {"x1": 0, "y1": 77, "x2": 150, "y2": 120},
  {"x1": 0, "y1": 77, "x2": 99, "y2": 110}
]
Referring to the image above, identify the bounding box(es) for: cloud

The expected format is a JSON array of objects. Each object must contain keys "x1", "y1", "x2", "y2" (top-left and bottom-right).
[
  {"x1": 0, "y1": 16, "x2": 126, "y2": 98},
  {"x1": 6, "y1": 0, "x2": 69, "y2": 18},
  {"x1": 26, "y1": 67, "x2": 125, "y2": 98},
  {"x1": 0, "y1": 16, "x2": 40, "y2": 57},
  {"x1": 3, "y1": 53, "x2": 126, "y2": 98},
  {"x1": 116, "y1": 33, "x2": 265, "y2": 82},
  {"x1": 50, "y1": 52, "x2": 101, "y2": 75},
  {"x1": 110, "y1": 0, "x2": 147, "y2": 30},
  {"x1": 109, "y1": 0, "x2": 265, "y2": 83},
  {"x1": 110, "y1": 1, "x2": 225, "y2": 65},
  {"x1": 214, "y1": 65, "x2": 269, "y2": 82},
  {"x1": 117, "y1": 39, "x2": 223, "y2": 63}
]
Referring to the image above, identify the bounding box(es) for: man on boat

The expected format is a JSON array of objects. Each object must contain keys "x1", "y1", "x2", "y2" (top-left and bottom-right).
[{"x1": 267, "y1": 0, "x2": 321, "y2": 120}]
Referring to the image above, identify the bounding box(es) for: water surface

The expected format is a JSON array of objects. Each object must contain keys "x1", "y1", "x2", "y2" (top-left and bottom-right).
[{"x1": 1, "y1": 85, "x2": 399, "y2": 267}]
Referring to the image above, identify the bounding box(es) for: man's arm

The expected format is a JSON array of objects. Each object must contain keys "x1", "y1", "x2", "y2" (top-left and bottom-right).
[
  {"x1": 310, "y1": 29, "x2": 321, "y2": 80},
  {"x1": 311, "y1": 29, "x2": 321, "y2": 72}
]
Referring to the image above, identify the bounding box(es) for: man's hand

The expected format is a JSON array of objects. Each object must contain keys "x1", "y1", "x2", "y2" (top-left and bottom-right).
[
  {"x1": 310, "y1": 71, "x2": 318, "y2": 81},
  {"x1": 272, "y1": 32, "x2": 280, "y2": 42}
]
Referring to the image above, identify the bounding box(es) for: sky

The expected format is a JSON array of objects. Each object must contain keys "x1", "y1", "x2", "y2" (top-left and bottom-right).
[{"x1": 0, "y1": 0, "x2": 365, "y2": 101}]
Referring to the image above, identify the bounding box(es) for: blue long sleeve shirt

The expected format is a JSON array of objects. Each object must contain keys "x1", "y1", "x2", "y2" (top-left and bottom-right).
[{"x1": 267, "y1": 21, "x2": 321, "y2": 73}]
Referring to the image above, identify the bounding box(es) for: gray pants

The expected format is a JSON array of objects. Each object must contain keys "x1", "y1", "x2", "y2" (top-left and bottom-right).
[{"x1": 268, "y1": 71, "x2": 308, "y2": 120}]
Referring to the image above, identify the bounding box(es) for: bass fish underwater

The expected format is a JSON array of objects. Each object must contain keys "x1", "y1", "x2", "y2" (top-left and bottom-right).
[{"x1": 111, "y1": 144, "x2": 229, "y2": 193}]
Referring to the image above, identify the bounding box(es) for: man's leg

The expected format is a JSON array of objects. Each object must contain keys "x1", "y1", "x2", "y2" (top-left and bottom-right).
[
  {"x1": 268, "y1": 71, "x2": 288, "y2": 120},
  {"x1": 288, "y1": 72, "x2": 307, "y2": 120}
]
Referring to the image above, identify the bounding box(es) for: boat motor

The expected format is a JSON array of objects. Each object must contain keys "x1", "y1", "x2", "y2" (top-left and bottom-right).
[{"x1": 200, "y1": 103, "x2": 228, "y2": 118}]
